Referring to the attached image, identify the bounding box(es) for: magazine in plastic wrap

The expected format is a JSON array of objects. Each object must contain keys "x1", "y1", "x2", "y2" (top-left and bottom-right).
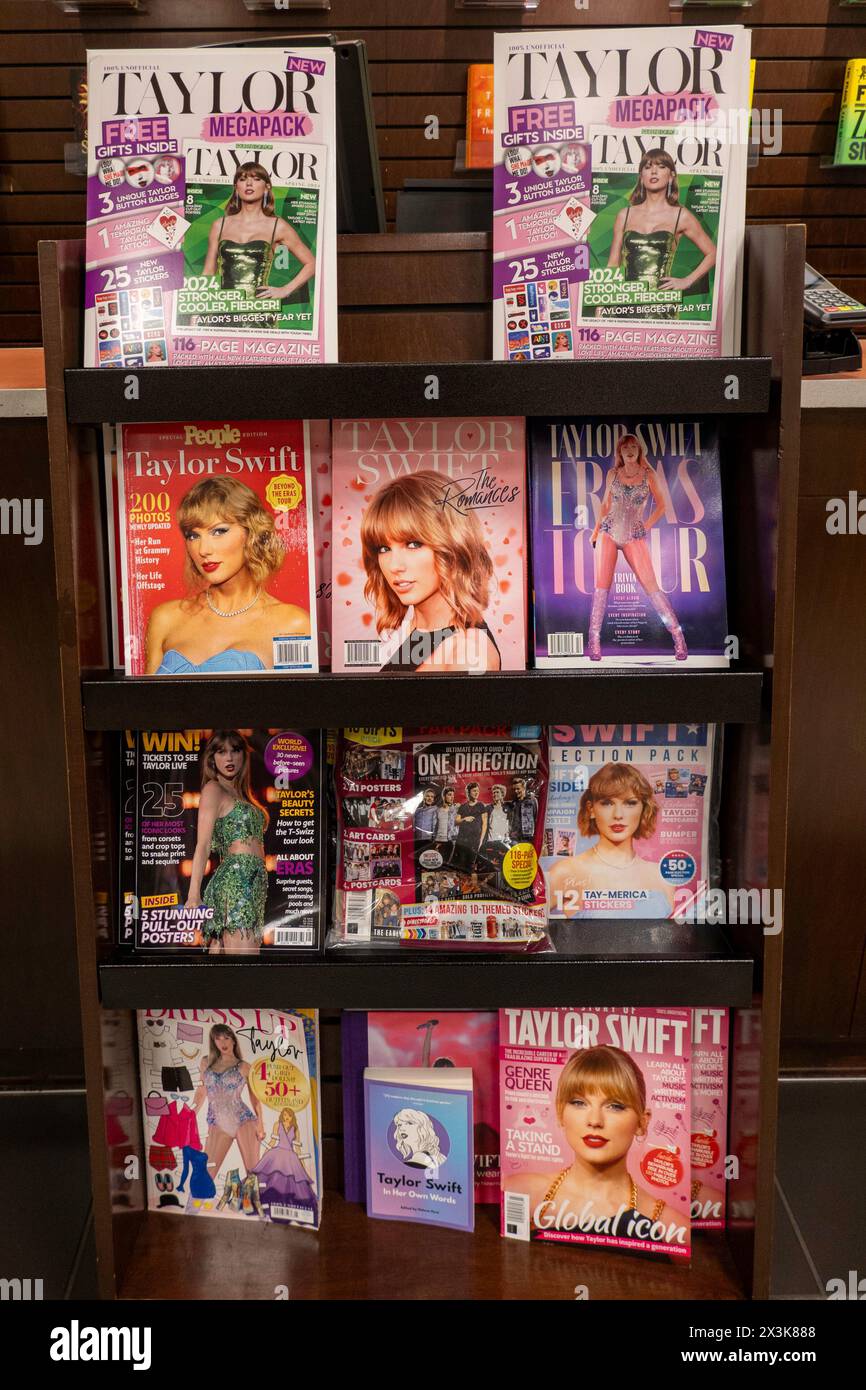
[
  {"x1": 543, "y1": 723, "x2": 716, "y2": 920},
  {"x1": 500, "y1": 1006, "x2": 692, "y2": 1257},
  {"x1": 530, "y1": 416, "x2": 728, "y2": 666},
  {"x1": 120, "y1": 728, "x2": 324, "y2": 953},
  {"x1": 116, "y1": 419, "x2": 317, "y2": 675},
  {"x1": 332, "y1": 726, "x2": 549, "y2": 948},
  {"x1": 493, "y1": 26, "x2": 750, "y2": 360},
  {"x1": 85, "y1": 46, "x2": 336, "y2": 367}
]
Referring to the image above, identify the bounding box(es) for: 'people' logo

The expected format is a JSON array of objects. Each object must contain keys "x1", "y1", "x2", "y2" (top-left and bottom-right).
[{"x1": 49, "y1": 1321, "x2": 152, "y2": 1370}]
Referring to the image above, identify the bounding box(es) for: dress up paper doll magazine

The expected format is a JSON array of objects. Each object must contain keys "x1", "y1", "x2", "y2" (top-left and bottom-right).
[
  {"x1": 138, "y1": 1008, "x2": 322, "y2": 1228},
  {"x1": 500, "y1": 1006, "x2": 692, "y2": 1258}
]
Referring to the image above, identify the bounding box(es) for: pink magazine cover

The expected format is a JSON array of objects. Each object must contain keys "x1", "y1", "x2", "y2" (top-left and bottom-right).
[
  {"x1": 500, "y1": 1006, "x2": 691, "y2": 1258},
  {"x1": 309, "y1": 419, "x2": 332, "y2": 668},
  {"x1": 330, "y1": 418, "x2": 527, "y2": 673},
  {"x1": 691, "y1": 1007, "x2": 729, "y2": 1230}
]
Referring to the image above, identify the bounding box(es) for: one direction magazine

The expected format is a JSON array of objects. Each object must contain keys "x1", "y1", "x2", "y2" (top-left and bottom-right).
[{"x1": 332, "y1": 726, "x2": 549, "y2": 947}]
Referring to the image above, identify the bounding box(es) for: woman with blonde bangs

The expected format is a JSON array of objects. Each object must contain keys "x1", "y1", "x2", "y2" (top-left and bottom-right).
[
  {"x1": 145, "y1": 476, "x2": 310, "y2": 674},
  {"x1": 186, "y1": 730, "x2": 268, "y2": 955},
  {"x1": 202, "y1": 161, "x2": 315, "y2": 305},
  {"x1": 545, "y1": 762, "x2": 675, "y2": 916},
  {"x1": 604, "y1": 147, "x2": 717, "y2": 320},
  {"x1": 507, "y1": 1045, "x2": 682, "y2": 1243},
  {"x1": 360, "y1": 469, "x2": 501, "y2": 672}
]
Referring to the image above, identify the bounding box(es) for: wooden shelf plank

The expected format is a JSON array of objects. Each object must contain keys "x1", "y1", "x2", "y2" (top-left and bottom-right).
[
  {"x1": 82, "y1": 669, "x2": 763, "y2": 730},
  {"x1": 116, "y1": 1197, "x2": 745, "y2": 1301}
]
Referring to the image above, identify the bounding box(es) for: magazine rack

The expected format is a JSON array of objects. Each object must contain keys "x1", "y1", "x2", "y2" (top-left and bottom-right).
[{"x1": 39, "y1": 224, "x2": 803, "y2": 1301}]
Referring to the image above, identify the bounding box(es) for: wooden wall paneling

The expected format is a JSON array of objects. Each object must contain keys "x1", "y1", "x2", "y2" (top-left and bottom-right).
[{"x1": 783, "y1": 411, "x2": 866, "y2": 1044}]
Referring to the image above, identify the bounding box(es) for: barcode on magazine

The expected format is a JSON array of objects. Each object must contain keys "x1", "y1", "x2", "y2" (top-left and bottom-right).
[
  {"x1": 548, "y1": 632, "x2": 584, "y2": 657},
  {"x1": 504, "y1": 1191, "x2": 530, "y2": 1241},
  {"x1": 273, "y1": 927, "x2": 315, "y2": 946},
  {"x1": 344, "y1": 640, "x2": 381, "y2": 667},
  {"x1": 344, "y1": 891, "x2": 371, "y2": 939},
  {"x1": 270, "y1": 1203, "x2": 315, "y2": 1224},
  {"x1": 273, "y1": 637, "x2": 312, "y2": 670}
]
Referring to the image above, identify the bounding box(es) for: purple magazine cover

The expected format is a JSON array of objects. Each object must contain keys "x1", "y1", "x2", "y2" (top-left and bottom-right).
[{"x1": 530, "y1": 417, "x2": 728, "y2": 667}]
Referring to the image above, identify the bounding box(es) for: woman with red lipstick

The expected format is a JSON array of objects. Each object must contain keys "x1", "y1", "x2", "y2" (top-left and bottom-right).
[
  {"x1": 359, "y1": 470, "x2": 501, "y2": 673},
  {"x1": 186, "y1": 731, "x2": 268, "y2": 955},
  {"x1": 508, "y1": 1045, "x2": 682, "y2": 1243},
  {"x1": 545, "y1": 763, "x2": 675, "y2": 918},
  {"x1": 145, "y1": 477, "x2": 310, "y2": 675},
  {"x1": 602, "y1": 148, "x2": 716, "y2": 321}
]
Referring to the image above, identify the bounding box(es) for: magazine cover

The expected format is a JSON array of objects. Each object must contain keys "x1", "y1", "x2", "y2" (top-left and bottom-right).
[
  {"x1": 85, "y1": 47, "x2": 336, "y2": 367},
  {"x1": 330, "y1": 419, "x2": 527, "y2": 672},
  {"x1": 691, "y1": 1007, "x2": 729, "y2": 1230},
  {"x1": 120, "y1": 728, "x2": 324, "y2": 953},
  {"x1": 493, "y1": 26, "x2": 750, "y2": 360},
  {"x1": 500, "y1": 1006, "x2": 692, "y2": 1258},
  {"x1": 309, "y1": 419, "x2": 332, "y2": 668},
  {"x1": 543, "y1": 723, "x2": 715, "y2": 920},
  {"x1": 333, "y1": 726, "x2": 549, "y2": 946},
  {"x1": 364, "y1": 1068, "x2": 475, "y2": 1232},
  {"x1": 116, "y1": 419, "x2": 317, "y2": 675},
  {"x1": 138, "y1": 1007, "x2": 322, "y2": 1228},
  {"x1": 834, "y1": 59, "x2": 866, "y2": 167},
  {"x1": 530, "y1": 417, "x2": 728, "y2": 666},
  {"x1": 342, "y1": 1010, "x2": 499, "y2": 1204}
]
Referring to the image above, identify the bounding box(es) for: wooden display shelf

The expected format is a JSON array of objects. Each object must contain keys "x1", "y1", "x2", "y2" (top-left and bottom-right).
[
  {"x1": 114, "y1": 1196, "x2": 745, "y2": 1301},
  {"x1": 99, "y1": 922, "x2": 754, "y2": 1010},
  {"x1": 64, "y1": 356, "x2": 771, "y2": 424},
  {"x1": 82, "y1": 668, "x2": 763, "y2": 731}
]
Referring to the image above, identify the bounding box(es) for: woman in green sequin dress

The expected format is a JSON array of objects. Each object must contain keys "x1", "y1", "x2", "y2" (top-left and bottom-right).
[
  {"x1": 186, "y1": 730, "x2": 269, "y2": 956},
  {"x1": 202, "y1": 161, "x2": 315, "y2": 311},
  {"x1": 602, "y1": 149, "x2": 716, "y2": 321}
]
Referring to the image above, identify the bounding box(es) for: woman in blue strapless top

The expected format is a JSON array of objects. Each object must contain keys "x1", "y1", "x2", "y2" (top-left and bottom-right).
[
  {"x1": 185, "y1": 730, "x2": 269, "y2": 955},
  {"x1": 144, "y1": 475, "x2": 311, "y2": 675}
]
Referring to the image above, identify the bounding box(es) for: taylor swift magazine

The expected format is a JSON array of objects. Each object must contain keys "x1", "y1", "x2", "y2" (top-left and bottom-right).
[
  {"x1": 342, "y1": 1010, "x2": 500, "y2": 1205},
  {"x1": 530, "y1": 417, "x2": 728, "y2": 666},
  {"x1": 500, "y1": 1006, "x2": 692, "y2": 1258},
  {"x1": 331, "y1": 726, "x2": 549, "y2": 947},
  {"x1": 543, "y1": 723, "x2": 716, "y2": 920},
  {"x1": 492, "y1": 25, "x2": 750, "y2": 360},
  {"x1": 330, "y1": 418, "x2": 527, "y2": 673},
  {"x1": 120, "y1": 728, "x2": 324, "y2": 953},
  {"x1": 138, "y1": 1007, "x2": 322, "y2": 1228},
  {"x1": 85, "y1": 47, "x2": 336, "y2": 366},
  {"x1": 691, "y1": 1007, "x2": 729, "y2": 1229},
  {"x1": 115, "y1": 419, "x2": 317, "y2": 675}
]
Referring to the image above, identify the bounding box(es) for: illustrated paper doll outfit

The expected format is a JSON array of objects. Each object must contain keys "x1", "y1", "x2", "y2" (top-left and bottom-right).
[
  {"x1": 204, "y1": 1063, "x2": 256, "y2": 1137},
  {"x1": 253, "y1": 1121, "x2": 318, "y2": 1222}
]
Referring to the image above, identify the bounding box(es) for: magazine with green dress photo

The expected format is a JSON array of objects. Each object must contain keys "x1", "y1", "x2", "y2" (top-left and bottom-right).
[{"x1": 175, "y1": 141, "x2": 325, "y2": 340}]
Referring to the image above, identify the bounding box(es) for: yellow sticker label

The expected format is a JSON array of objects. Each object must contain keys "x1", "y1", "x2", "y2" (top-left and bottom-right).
[
  {"x1": 502, "y1": 842, "x2": 538, "y2": 891},
  {"x1": 265, "y1": 475, "x2": 302, "y2": 512},
  {"x1": 141, "y1": 892, "x2": 179, "y2": 909},
  {"x1": 247, "y1": 1058, "x2": 310, "y2": 1113},
  {"x1": 344, "y1": 727, "x2": 403, "y2": 747}
]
